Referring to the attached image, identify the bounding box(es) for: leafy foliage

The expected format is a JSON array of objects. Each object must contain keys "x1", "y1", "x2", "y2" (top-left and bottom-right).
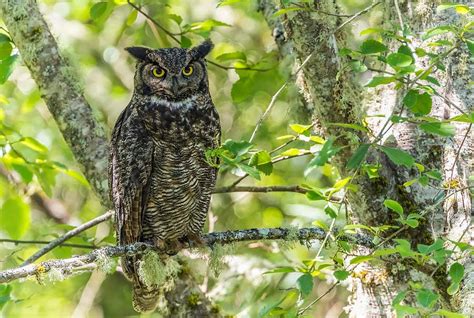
[{"x1": 0, "y1": 0, "x2": 471, "y2": 317}]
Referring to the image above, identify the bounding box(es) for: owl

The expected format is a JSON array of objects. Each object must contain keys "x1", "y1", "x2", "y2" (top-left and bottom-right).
[{"x1": 108, "y1": 39, "x2": 221, "y2": 313}]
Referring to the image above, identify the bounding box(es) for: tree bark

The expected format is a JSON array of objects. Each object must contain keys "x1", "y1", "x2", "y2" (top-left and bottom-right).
[
  {"x1": 258, "y1": 0, "x2": 472, "y2": 316},
  {"x1": 0, "y1": 0, "x2": 109, "y2": 203}
]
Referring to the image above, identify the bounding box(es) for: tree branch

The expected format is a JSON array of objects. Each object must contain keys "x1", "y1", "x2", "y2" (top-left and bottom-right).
[
  {"x1": 22, "y1": 211, "x2": 114, "y2": 265},
  {"x1": 0, "y1": 0, "x2": 110, "y2": 203},
  {"x1": 0, "y1": 227, "x2": 373, "y2": 284},
  {"x1": 0, "y1": 239, "x2": 95, "y2": 249}
]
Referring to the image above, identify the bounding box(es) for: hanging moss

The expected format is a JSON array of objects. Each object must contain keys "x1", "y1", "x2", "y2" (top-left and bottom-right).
[
  {"x1": 208, "y1": 243, "x2": 236, "y2": 277},
  {"x1": 138, "y1": 251, "x2": 181, "y2": 288}
]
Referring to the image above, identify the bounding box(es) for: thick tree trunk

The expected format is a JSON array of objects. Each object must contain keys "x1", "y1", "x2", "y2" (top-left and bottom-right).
[{"x1": 259, "y1": 0, "x2": 472, "y2": 316}]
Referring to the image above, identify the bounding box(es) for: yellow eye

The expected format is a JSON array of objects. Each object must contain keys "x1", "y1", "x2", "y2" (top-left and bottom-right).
[
  {"x1": 152, "y1": 67, "x2": 165, "y2": 78},
  {"x1": 182, "y1": 65, "x2": 193, "y2": 76}
]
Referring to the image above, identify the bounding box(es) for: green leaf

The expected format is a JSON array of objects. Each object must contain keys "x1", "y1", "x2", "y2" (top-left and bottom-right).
[
  {"x1": 334, "y1": 270, "x2": 349, "y2": 281},
  {"x1": 289, "y1": 124, "x2": 313, "y2": 135},
  {"x1": 236, "y1": 163, "x2": 260, "y2": 180},
  {"x1": 380, "y1": 146, "x2": 415, "y2": 168},
  {"x1": 393, "y1": 304, "x2": 419, "y2": 316},
  {"x1": 327, "y1": 123, "x2": 369, "y2": 132},
  {"x1": 403, "y1": 219, "x2": 419, "y2": 228},
  {"x1": 18, "y1": 137, "x2": 48, "y2": 153},
  {"x1": 360, "y1": 39, "x2": 388, "y2": 54},
  {"x1": 437, "y1": 4, "x2": 471, "y2": 14},
  {"x1": 447, "y1": 262, "x2": 464, "y2": 295},
  {"x1": 365, "y1": 76, "x2": 397, "y2": 87},
  {"x1": 0, "y1": 196, "x2": 31, "y2": 239},
  {"x1": 34, "y1": 166, "x2": 57, "y2": 197},
  {"x1": 0, "y1": 284, "x2": 12, "y2": 310},
  {"x1": 296, "y1": 274, "x2": 313, "y2": 297},
  {"x1": 350, "y1": 255, "x2": 375, "y2": 265},
  {"x1": 403, "y1": 179, "x2": 418, "y2": 187},
  {"x1": 419, "y1": 122, "x2": 455, "y2": 137},
  {"x1": 392, "y1": 290, "x2": 407, "y2": 305},
  {"x1": 384, "y1": 199, "x2": 404, "y2": 215},
  {"x1": 466, "y1": 39, "x2": 474, "y2": 55},
  {"x1": 360, "y1": 27, "x2": 384, "y2": 35},
  {"x1": 9, "y1": 162, "x2": 33, "y2": 184},
  {"x1": 422, "y1": 25, "x2": 456, "y2": 40},
  {"x1": 450, "y1": 112, "x2": 474, "y2": 123},
  {"x1": 403, "y1": 89, "x2": 432, "y2": 115},
  {"x1": 0, "y1": 41, "x2": 12, "y2": 60},
  {"x1": 280, "y1": 148, "x2": 301, "y2": 157},
  {"x1": 222, "y1": 139, "x2": 253, "y2": 156},
  {"x1": 346, "y1": 144, "x2": 370, "y2": 169},
  {"x1": 216, "y1": 52, "x2": 247, "y2": 62},
  {"x1": 387, "y1": 53, "x2": 413, "y2": 68},
  {"x1": 249, "y1": 150, "x2": 273, "y2": 175},
  {"x1": 273, "y1": 7, "x2": 304, "y2": 16},
  {"x1": 63, "y1": 169, "x2": 90, "y2": 187},
  {"x1": 306, "y1": 137, "x2": 340, "y2": 173},
  {"x1": 395, "y1": 239, "x2": 415, "y2": 257},
  {"x1": 180, "y1": 36, "x2": 192, "y2": 48},
  {"x1": 305, "y1": 189, "x2": 326, "y2": 201},
  {"x1": 349, "y1": 60, "x2": 368, "y2": 73},
  {"x1": 126, "y1": 9, "x2": 138, "y2": 26},
  {"x1": 416, "y1": 289, "x2": 439, "y2": 308},
  {"x1": 425, "y1": 170, "x2": 442, "y2": 180},
  {"x1": 90, "y1": 2, "x2": 108, "y2": 20},
  {"x1": 324, "y1": 203, "x2": 338, "y2": 218},
  {"x1": 0, "y1": 54, "x2": 18, "y2": 84},
  {"x1": 190, "y1": 19, "x2": 230, "y2": 36},
  {"x1": 167, "y1": 13, "x2": 183, "y2": 25}
]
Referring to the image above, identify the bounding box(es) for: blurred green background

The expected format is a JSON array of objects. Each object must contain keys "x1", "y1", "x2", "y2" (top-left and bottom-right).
[{"x1": 0, "y1": 0, "x2": 379, "y2": 316}]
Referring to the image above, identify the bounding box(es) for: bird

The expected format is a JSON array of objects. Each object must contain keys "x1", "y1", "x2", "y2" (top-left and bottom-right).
[{"x1": 108, "y1": 39, "x2": 221, "y2": 313}]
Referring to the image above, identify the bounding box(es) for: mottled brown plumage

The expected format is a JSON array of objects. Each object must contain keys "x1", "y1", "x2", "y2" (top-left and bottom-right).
[{"x1": 108, "y1": 40, "x2": 220, "y2": 313}]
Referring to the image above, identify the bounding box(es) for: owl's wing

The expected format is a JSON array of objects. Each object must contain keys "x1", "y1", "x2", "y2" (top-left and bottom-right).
[{"x1": 109, "y1": 106, "x2": 154, "y2": 246}]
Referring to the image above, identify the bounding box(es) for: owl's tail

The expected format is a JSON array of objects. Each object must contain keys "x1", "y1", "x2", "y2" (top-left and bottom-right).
[
  {"x1": 132, "y1": 281, "x2": 161, "y2": 313},
  {"x1": 121, "y1": 256, "x2": 161, "y2": 313}
]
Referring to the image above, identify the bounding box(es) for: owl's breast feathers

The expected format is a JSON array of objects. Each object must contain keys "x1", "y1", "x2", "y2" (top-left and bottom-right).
[
  {"x1": 110, "y1": 93, "x2": 220, "y2": 246},
  {"x1": 136, "y1": 94, "x2": 220, "y2": 145}
]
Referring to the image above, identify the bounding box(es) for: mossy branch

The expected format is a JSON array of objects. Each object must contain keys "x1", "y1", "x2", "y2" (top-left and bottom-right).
[{"x1": 0, "y1": 227, "x2": 373, "y2": 284}]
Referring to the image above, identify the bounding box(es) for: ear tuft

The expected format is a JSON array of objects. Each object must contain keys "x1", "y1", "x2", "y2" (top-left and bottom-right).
[
  {"x1": 125, "y1": 46, "x2": 151, "y2": 60},
  {"x1": 189, "y1": 39, "x2": 214, "y2": 60}
]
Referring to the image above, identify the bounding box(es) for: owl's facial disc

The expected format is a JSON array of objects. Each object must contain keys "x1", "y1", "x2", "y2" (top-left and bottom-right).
[
  {"x1": 128, "y1": 40, "x2": 213, "y2": 102},
  {"x1": 141, "y1": 61, "x2": 203, "y2": 100}
]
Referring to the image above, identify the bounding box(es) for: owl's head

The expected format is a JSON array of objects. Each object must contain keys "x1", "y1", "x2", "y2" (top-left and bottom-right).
[{"x1": 125, "y1": 40, "x2": 213, "y2": 101}]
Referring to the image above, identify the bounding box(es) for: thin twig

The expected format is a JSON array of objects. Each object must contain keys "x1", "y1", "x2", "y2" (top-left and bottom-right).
[
  {"x1": 207, "y1": 60, "x2": 271, "y2": 72},
  {"x1": 214, "y1": 185, "x2": 306, "y2": 194},
  {"x1": 298, "y1": 282, "x2": 339, "y2": 315},
  {"x1": 127, "y1": 0, "x2": 181, "y2": 43},
  {"x1": 450, "y1": 123, "x2": 472, "y2": 178},
  {"x1": 334, "y1": 2, "x2": 381, "y2": 33},
  {"x1": 22, "y1": 211, "x2": 114, "y2": 265},
  {"x1": 0, "y1": 239, "x2": 95, "y2": 249}
]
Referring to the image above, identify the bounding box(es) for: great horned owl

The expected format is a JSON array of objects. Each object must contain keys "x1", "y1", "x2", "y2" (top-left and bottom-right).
[{"x1": 108, "y1": 40, "x2": 221, "y2": 313}]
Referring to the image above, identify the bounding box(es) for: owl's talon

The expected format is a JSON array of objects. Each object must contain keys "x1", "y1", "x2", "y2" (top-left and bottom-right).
[
  {"x1": 165, "y1": 239, "x2": 185, "y2": 255},
  {"x1": 152, "y1": 238, "x2": 166, "y2": 251},
  {"x1": 185, "y1": 233, "x2": 205, "y2": 247}
]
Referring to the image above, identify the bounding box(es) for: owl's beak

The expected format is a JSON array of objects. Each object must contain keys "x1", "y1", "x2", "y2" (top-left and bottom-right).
[{"x1": 171, "y1": 76, "x2": 180, "y2": 96}]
